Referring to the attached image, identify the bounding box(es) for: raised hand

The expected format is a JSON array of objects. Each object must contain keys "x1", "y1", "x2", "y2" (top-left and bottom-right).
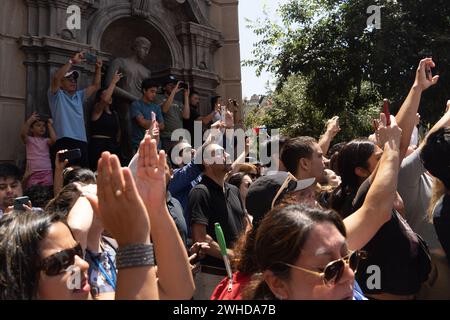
[
  {"x1": 86, "y1": 152, "x2": 150, "y2": 246},
  {"x1": 112, "y1": 71, "x2": 123, "y2": 84},
  {"x1": 376, "y1": 113, "x2": 402, "y2": 150},
  {"x1": 135, "y1": 136, "x2": 167, "y2": 214},
  {"x1": 71, "y1": 52, "x2": 84, "y2": 65},
  {"x1": 27, "y1": 112, "x2": 39, "y2": 124},
  {"x1": 326, "y1": 116, "x2": 341, "y2": 137},
  {"x1": 95, "y1": 59, "x2": 103, "y2": 69},
  {"x1": 414, "y1": 58, "x2": 439, "y2": 91}
]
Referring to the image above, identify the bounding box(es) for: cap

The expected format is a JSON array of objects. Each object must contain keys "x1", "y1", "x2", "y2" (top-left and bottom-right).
[
  {"x1": 162, "y1": 75, "x2": 178, "y2": 86},
  {"x1": 246, "y1": 171, "x2": 315, "y2": 225},
  {"x1": 64, "y1": 70, "x2": 80, "y2": 80}
]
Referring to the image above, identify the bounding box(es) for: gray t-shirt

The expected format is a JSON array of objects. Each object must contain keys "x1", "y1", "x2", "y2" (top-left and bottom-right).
[
  {"x1": 157, "y1": 95, "x2": 184, "y2": 138},
  {"x1": 398, "y1": 149, "x2": 441, "y2": 251}
]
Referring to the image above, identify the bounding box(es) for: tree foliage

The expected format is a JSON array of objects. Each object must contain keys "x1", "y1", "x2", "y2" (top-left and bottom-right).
[{"x1": 244, "y1": 0, "x2": 450, "y2": 138}]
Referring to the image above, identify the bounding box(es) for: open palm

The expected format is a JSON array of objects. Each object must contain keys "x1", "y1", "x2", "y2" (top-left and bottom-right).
[{"x1": 136, "y1": 136, "x2": 167, "y2": 213}]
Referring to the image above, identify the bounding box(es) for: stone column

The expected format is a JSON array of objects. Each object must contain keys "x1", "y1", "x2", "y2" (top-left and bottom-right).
[{"x1": 208, "y1": 0, "x2": 243, "y2": 127}]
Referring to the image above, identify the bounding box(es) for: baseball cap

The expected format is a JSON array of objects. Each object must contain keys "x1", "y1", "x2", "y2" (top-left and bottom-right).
[
  {"x1": 162, "y1": 75, "x2": 178, "y2": 86},
  {"x1": 246, "y1": 171, "x2": 316, "y2": 225},
  {"x1": 64, "y1": 70, "x2": 80, "y2": 80}
]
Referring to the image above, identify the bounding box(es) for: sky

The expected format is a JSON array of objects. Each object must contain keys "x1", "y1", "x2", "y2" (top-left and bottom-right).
[{"x1": 239, "y1": 0, "x2": 290, "y2": 99}]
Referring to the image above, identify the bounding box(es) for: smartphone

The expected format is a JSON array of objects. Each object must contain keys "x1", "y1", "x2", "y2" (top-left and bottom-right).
[
  {"x1": 14, "y1": 196, "x2": 30, "y2": 211},
  {"x1": 37, "y1": 113, "x2": 50, "y2": 122},
  {"x1": 178, "y1": 82, "x2": 188, "y2": 90},
  {"x1": 220, "y1": 105, "x2": 227, "y2": 121},
  {"x1": 151, "y1": 111, "x2": 156, "y2": 122},
  {"x1": 383, "y1": 99, "x2": 391, "y2": 126},
  {"x1": 84, "y1": 52, "x2": 97, "y2": 65},
  {"x1": 59, "y1": 149, "x2": 82, "y2": 162}
]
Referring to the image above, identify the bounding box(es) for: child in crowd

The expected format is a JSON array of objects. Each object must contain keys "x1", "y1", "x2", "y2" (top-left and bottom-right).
[{"x1": 20, "y1": 112, "x2": 56, "y2": 188}]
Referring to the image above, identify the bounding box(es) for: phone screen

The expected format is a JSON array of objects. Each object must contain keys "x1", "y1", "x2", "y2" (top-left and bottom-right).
[{"x1": 14, "y1": 196, "x2": 30, "y2": 211}]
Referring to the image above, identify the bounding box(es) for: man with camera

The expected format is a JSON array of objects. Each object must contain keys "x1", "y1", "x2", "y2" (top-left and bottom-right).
[
  {"x1": 48, "y1": 52, "x2": 102, "y2": 168},
  {"x1": 158, "y1": 76, "x2": 190, "y2": 152}
]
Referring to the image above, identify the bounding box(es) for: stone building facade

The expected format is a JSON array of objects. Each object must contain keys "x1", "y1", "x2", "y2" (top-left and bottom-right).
[{"x1": 0, "y1": 0, "x2": 242, "y2": 162}]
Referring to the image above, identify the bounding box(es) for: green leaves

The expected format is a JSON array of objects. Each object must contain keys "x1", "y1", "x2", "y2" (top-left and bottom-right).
[{"x1": 243, "y1": 0, "x2": 450, "y2": 137}]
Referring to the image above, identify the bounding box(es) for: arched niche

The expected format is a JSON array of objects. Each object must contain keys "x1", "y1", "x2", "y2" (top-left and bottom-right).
[
  {"x1": 87, "y1": 3, "x2": 184, "y2": 70},
  {"x1": 100, "y1": 17, "x2": 172, "y2": 74}
]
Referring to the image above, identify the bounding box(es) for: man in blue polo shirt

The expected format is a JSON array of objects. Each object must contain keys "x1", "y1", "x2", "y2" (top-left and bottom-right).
[{"x1": 48, "y1": 52, "x2": 102, "y2": 168}]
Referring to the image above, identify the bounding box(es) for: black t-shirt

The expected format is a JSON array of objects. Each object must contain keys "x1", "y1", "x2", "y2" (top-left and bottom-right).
[
  {"x1": 188, "y1": 175, "x2": 246, "y2": 268},
  {"x1": 433, "y1": 194, "x2": 450, "y2": 264},
  {"x1": 350, "y1": 179, "x2": 431, "y2": 295},
  {"x1": 183, "y1": 106, "x2": 201, "y2": 141}
]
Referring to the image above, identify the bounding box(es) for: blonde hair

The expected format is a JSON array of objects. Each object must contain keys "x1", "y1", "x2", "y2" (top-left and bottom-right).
[{"x1": 428, "y1": 177, "x2": 446, "y2": 221}]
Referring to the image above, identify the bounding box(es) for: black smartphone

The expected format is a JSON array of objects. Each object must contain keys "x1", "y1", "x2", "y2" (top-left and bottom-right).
[
  {"x1": 14, "y1": 196, "x2": 30, "y2": 211},
  {"x1": 59, "y1": 149, "x2": 82, "y2": 162},
  {"x1": 84, "y1": 52, "x2": 97, "y2": 65},
  {"x1": 38, "y1": 113, "x2": 50, "y2": 122},
  {"x1": 178, "y1": 82, "x2": 188, "y2": 90}
]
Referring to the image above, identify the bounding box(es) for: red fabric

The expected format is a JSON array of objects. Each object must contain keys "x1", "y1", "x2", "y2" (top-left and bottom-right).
[{"x1": 210, "y1": 271, "x2": 252, "y2": 300}]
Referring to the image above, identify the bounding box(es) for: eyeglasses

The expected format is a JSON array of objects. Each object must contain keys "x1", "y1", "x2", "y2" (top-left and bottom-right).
[
  {"x1": 271, "y1": 172, "x2": 298, "y2": 209},
  {"x1": 278, "y1": 250, "x2": 367, "y2": 286},
  {"x1": 40, "y1": 243, "x2": 83, "y2": 276}
]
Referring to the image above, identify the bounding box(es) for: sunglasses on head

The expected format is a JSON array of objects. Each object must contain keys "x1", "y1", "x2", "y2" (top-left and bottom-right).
[
  {"x1": 278, "y1": 250, "x2": 367, "y2": 286},
  {"x1": 40, "y1": 243, "x2": 83, "y2": 276},
  {"x1": 271, "y1": 172, "x2": 298, "y2": 209}
]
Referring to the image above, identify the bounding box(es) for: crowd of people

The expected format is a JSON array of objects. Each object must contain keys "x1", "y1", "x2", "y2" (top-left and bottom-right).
[{"x1": 0, "y1": 54, "x2": 449, "y2": 301}]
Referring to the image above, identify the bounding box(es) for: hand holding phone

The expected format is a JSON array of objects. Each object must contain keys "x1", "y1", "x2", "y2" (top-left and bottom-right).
[
  {"x1": 14, "y1": 196, "x2": 30, "y2": 211},
  {"x1": 84, "y1": 52, "x2": 97, "y2": 65},
  {"x1": 383, "y1": 99, "x2": 391, "y2": 126},
  {"x1": 58, "y1": 149, "x2": 82, "y2": 162}
]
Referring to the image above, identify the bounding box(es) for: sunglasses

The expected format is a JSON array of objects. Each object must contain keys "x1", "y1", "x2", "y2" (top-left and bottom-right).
[
  {"x1": 271, "y1": 172, "x2": 298, "y2": 209},
  {"x1": 279, "y1": 250, "x2": 367, "y2": 286},
  {"x1": 40, "y1": 243, "x2": 83, "y2": 276}
]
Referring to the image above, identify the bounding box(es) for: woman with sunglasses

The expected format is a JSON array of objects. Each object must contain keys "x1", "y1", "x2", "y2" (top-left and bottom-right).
[
  {"x1": 0, "y1": 153, "x2": 160, "y2": 300},
  {"x1": 243, "y1": 205, "x2": 367, "y2": 300},
  {"x1": 211, "y1": 172, "x2": 316, "y2": 300}
]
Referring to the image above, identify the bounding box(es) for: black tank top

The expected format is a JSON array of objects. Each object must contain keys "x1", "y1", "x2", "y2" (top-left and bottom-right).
[{"x1": 91, "y1": 111, "x2": 119, "y2": 138}]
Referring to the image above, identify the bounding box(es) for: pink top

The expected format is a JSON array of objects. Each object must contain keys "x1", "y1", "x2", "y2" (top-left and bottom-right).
[{"x1": 26, "y1": 136, "x2": 51, "y2": 172}]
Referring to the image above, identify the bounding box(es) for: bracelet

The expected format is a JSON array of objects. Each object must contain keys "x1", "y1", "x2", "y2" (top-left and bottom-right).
[{"x1": 116, "y1": 243, "x2": 155, "y2": 269}]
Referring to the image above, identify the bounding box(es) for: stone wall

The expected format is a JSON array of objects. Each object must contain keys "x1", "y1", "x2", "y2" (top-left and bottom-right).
[{"x1": 0, "y1": 0, "x2": 242, "y2": 162}]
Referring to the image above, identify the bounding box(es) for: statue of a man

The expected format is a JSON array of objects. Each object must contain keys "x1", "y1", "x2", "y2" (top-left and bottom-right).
[{"x1": 105, "y1": 36, "x2": 152, "y2": 162}]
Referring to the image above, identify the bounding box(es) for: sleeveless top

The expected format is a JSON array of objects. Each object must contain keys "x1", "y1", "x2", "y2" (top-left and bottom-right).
[{"x1": 90, "y1": 110, "x2": 119, "y2": 139}]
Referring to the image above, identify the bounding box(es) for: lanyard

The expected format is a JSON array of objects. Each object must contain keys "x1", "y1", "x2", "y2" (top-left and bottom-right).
[{"x1": 88, "y1": 250, "x2": 117, "y2": 290}]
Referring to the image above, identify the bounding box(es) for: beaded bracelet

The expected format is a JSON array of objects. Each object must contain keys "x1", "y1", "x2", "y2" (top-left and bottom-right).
[{"x1": 116, "y1": 243, "x2": 155, "y2": 269}]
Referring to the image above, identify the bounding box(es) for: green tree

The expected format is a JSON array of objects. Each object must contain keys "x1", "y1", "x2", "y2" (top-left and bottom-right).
[{"x1": 244, "y1": 0, "x2": 450, "y2": 135}]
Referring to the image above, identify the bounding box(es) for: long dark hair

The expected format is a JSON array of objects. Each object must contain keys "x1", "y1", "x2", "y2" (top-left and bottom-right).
[
  {"x1": 243, "y1": 205, "x2": 346, "y2": 300},
  {"x1": 0, "y1": 211, "x2": 62, "y2": 299},
  {"x1": 330, "y1": 139, "x2": 375, "y2": 217}
]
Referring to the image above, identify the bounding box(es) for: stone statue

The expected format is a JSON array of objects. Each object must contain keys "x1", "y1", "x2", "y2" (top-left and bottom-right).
[{"x1": 105, "y1": 37, "x2": 152, "y2": 162}]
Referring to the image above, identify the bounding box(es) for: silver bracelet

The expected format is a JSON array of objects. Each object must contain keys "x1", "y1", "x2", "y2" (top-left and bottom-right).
[{"x1": 116, "y1": 243, "x2": 155, "y2": 269}]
